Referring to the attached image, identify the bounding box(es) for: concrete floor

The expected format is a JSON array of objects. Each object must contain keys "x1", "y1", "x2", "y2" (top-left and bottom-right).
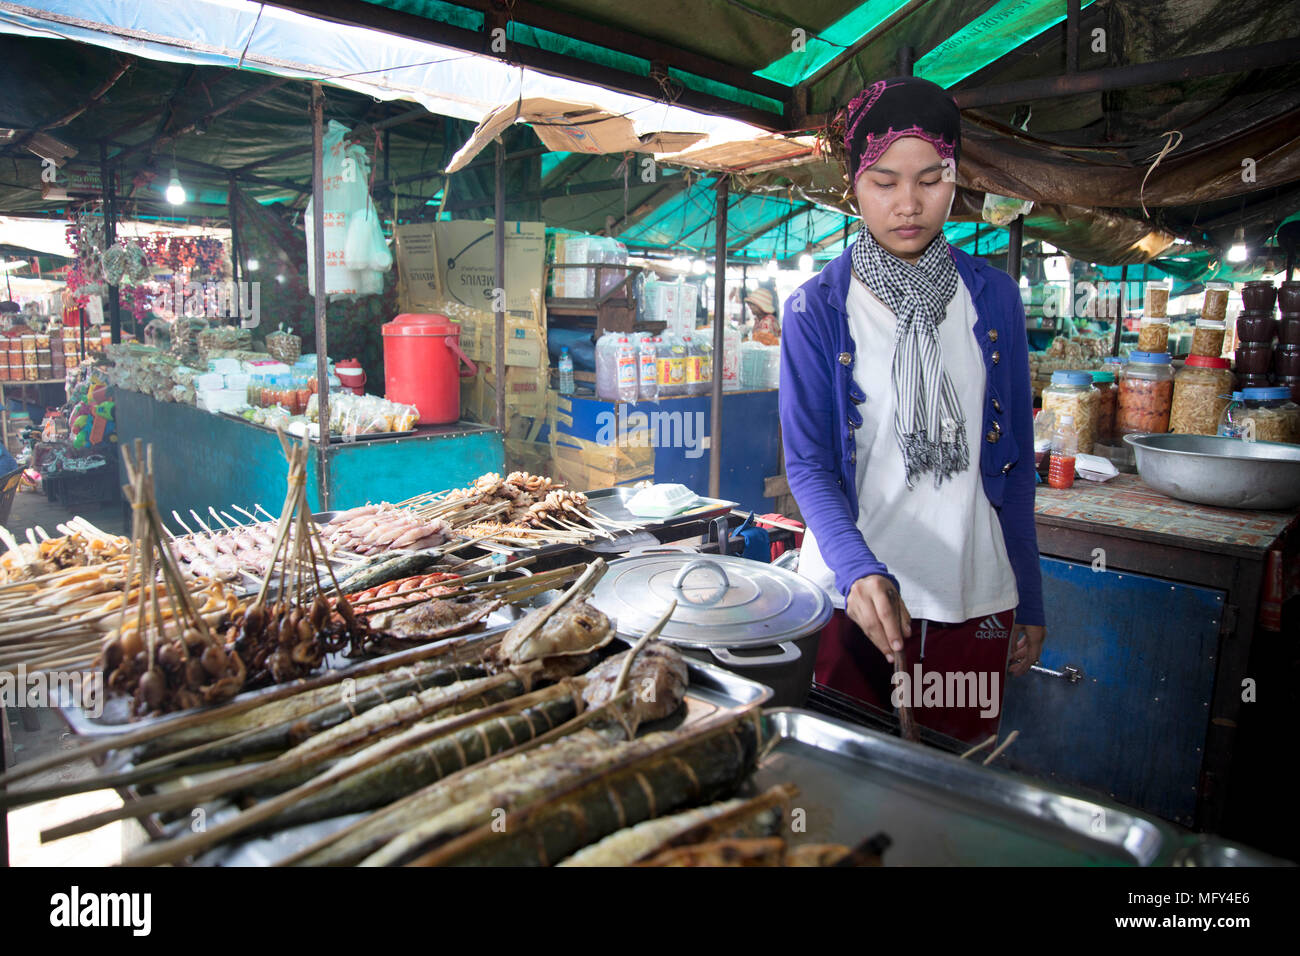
[
  {"x1": 3, "y1": 706, "x2": 149, "y2": 866},
  {"x1": 3, "y1": 485, "x2": 129, "y2": 539}
]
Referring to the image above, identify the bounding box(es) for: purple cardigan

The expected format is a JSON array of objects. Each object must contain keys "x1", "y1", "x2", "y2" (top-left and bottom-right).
[{"x1": 778, "y1": 243, "x2": 1045, "y2": 628}]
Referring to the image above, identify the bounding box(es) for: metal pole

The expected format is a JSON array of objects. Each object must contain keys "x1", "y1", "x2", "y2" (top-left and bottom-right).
[
  {"x1": 1111, "y1": 263, "x2": 1128, "y2": 356},
  {"x1": 310, "y1": 83, "x2": 331, "y2": 510},
  {"x1": 100, "y1": 141, "x2": 121, "y2": 345},
  {"x1": 708, "y1": 175, "x2": 729, "y2": 499},
  {"x1": 228, "y1": 172, "x2": 241, "y2": 297},
  {"x1": 1066, "y1": 0, "x2": 1080, "y2": 73},
  {"x1": 494, "y1": 139, "x2": 506, "y2": 431},
  {"x1": 1007, "y1": 216, "x2": 1024, "y2": 280},
  {"x1": 897, "y1": 45, "x2": 915, "y2": 77}
]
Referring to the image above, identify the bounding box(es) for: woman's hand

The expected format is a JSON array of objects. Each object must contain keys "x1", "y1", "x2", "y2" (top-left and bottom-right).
[
  {"x1": 847, "y1": 575, "x2": 912, "y2": 664},
  {"x1": 1008, "y1": 624, "x2": 1046, "y2": 676}
]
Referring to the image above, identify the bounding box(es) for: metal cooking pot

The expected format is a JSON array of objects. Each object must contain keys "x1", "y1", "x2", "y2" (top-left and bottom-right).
[{"x1": 589, "y1": 553, "x2": 832, "y2": 706}]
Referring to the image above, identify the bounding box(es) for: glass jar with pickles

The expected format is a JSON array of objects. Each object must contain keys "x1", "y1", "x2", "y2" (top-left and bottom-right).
[
  {"x1": 1118, "y1": 351, "x2": 1174, "y2": 436},
  {"x1": 1169, "y1": 356, "x2": 1233, "y2": 436},
  {"x1": 1089, "y1": 369, "x2": 1118, "y2": 444},
  {"x1": 1137, "y1": 318, "x2": 1170, "y2": 353}
]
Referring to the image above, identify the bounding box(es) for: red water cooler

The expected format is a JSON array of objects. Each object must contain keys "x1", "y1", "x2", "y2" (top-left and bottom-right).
[{"x1": 381, "y1": 313, "x2": 477, "y2": 425}]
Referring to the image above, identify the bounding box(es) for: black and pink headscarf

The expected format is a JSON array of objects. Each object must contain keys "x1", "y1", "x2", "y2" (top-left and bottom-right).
[{"x1": 845, "y1": 76, "x2": 961, "y2": 185}]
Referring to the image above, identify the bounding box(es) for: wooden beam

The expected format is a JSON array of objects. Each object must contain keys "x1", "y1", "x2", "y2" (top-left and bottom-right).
[
  {"x1": 111, "y1": 77, "x2": 292, "y2": 161},
  {"x1": 4, "y1": 59, "x2": 134, "y2": 154},
  {"x1": 953, "y1": 38, "x2": 1300, "y2": 109}
]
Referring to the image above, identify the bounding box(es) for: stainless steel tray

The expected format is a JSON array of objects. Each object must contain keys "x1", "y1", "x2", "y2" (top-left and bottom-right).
[
  {"x1": 447, "y1": 486, "x2": 738, "y2": 559},
  {"x1": 754, "y1": 708, "x2": 1182, "y2": 866},
  {"x1": 584, "y1": 486, "x2": 737, "y2": 530},
  {"x1": 189, "y1": 643, "x2": 771, "y2": 866}
]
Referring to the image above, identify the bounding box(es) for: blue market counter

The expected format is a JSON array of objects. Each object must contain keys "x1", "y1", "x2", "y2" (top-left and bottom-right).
[
  {"x1": 548, "y1": 390, "x2": 782, "y2": 513},
  {"x1": 114, "y1": 390, "x2": 504, "y2": 517}
]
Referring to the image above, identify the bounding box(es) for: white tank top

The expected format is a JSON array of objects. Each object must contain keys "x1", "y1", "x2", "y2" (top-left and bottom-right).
[{"x1": 798, "y1": 275, "x2": 1019, "y2": 624}]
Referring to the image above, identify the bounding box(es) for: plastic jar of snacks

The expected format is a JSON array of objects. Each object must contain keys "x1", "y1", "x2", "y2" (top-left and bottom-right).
[
  {"x1": 1137, "y1": 318, "x2": 1170, "y2": 353},
  {"x1": 1041, "y1": 370, "x2": 1098, "y2": 454},
  {"x1": 1219, "y1": 386, "x2": 1300, "y2": 444},
  {"x1": 1089, "y1": 369, "x2": 1118, "y2": 444},
  {"x1": 1191, "y1": 318, "x2": 1226, "y2": 358},
  {"x1": 1169, "y1": 356, "x2": 1234, "y2": 436},
  {"x1": 1202, "y1": 283, "x2": 1230, "y2": 323},
  {"x1": 1118, "y1": 351, "x2": 1174, "y2": 435}
]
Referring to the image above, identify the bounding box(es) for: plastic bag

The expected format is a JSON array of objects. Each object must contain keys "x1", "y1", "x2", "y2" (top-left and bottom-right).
[
  {"x1": 306, "y1": 121, "x2": 391, "y2": 298},
  {"x1": 265, "y1": 324, "x2": 302, "y2": 365},
  {"x1": 343, "y1": 201, "x2": 393, "y2": 272},
  {"x1": 981, "y1": 192, "x2": 1034, "y2": 227}
]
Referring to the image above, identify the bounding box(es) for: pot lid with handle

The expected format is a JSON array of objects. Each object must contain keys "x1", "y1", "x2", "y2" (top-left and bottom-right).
[{"x1": 591, "y1": 553, "x2": 831, "y2": 649}]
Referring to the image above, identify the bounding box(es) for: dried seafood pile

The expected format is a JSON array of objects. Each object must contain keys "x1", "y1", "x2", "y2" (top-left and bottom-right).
[
  {"x1": 407, "y1": 471, "x2": 635, "y2": 550},
  {"x1": 321, "y1": 503, "x2": 451, "y2": 555},
  {"x1": 1, "y1": 559, "x2": 886, "y2": 868}
]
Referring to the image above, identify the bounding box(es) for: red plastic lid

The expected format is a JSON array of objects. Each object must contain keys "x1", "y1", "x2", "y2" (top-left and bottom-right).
[
  {"x1": 382, "y1": 313, "x2": 459, "y2": 336},
  {"x1": 1184, "y1": 355, "x2": 1229, "y2": 369}
]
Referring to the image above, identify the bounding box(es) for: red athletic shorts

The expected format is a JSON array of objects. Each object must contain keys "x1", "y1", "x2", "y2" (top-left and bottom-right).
[{"x1": 814, "y1": 608, "x2": 1014, "y2": 745}]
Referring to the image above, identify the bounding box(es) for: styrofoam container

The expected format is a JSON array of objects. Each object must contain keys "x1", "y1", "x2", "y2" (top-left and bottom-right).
[{"x1": 626, "y1": 483, "x2": 703, "y2": 518}]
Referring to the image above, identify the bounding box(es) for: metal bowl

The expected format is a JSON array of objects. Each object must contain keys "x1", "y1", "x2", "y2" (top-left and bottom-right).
[{"x1": 1123, "y1": 433, "x2": 1300, "y2": 510}]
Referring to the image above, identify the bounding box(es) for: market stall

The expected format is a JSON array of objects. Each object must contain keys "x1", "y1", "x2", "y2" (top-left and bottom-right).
[
  {"x1": 1002, "y1": 474, "x2": 1298, "y2": 831},
  {"x1": 112, "y1": 389, "x2": 503, "y2": 517},
  {"x1": 0, "y1": 452, "x2": 1281, "y2": 868}
]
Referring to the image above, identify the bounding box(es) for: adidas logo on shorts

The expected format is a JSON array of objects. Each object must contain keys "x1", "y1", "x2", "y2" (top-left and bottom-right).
[{"x1": 974, "y1": 615, "x2": 1005, "y2": 640}]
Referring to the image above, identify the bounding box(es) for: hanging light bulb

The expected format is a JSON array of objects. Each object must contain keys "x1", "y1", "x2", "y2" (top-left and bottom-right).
[
  {"x1": 1227, "y1": 226, "x2": 1247, "y2": 263},
  {"x1": 798, "y1": 251, "x2": 814, "y2": 273},
  {"x1": 691, "y1": 258, "x2": 707, "y2": 275},
  {"x1": 765, "y1": 258, "x2": 779, "y2": 277},
  {"x1": 245, "y1": 257, "x2": 259, "y2": 272},
  {"x1": 165, "y1": 168, "x2": 186, "y2": 205}
]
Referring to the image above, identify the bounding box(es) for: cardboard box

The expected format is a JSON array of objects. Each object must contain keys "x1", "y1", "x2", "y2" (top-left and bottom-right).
[
  {"x1": 444, "y1": 98, "x2": 705, "y2": 173},
  {"x1": 395, "y1": 220, "x2": 546, "y2": 320},
  {"x1": 460, "y1": 361, "x2": 550, "y2": 423},
  {"x1": 452, "y1": 312, "x2": 543, "y2": 368},
  {"x1": 394, "y1": 223, "x2": 440, "y2": 310},
  {"x1": 550, "y1": 433, "x2": 654, "y2": 490}
]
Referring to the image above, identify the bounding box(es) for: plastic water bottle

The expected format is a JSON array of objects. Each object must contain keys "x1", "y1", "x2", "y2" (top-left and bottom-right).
[
  {"x1": 558, "y1": 346, "x2": 575, "y2": 396},
  {"x1": 638, "y1": 335, "x2": 659, "y2": 401},
  {"x1": 1048, "y1": 413, "x2": 1077, "y2": 489},
  {"x1": 616, "y1": 336, "x2": 638, "y2": 402}
]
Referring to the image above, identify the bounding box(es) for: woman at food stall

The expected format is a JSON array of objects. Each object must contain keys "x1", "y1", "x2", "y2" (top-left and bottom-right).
[{"x1": 779, "y1": 76, "x2": 1046, "y2": 744}]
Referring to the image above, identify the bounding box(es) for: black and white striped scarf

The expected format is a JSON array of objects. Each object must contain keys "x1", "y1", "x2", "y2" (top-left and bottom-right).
[{"x1": 851, "y1": 229, "x2": 969, "y2": 488}]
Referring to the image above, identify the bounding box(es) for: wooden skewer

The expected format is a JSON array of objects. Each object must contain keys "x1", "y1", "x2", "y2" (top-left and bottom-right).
[
  {"x1": 0, "y1": 631, "x2": 496, "y2": 790},
  {"x1": 273, "y1": 685, "x2": 631, "y2": 868},
  {"x1": 231, "y1": 505, "x2": 260, "y2": 524},
  {"x1": 116, "y1": 675, "x2": 562, "y2": 865},
  {"x1": 960, "y1": 735, "x2": 998, "y2": 760},
  {"x1": 982, "y1": 730, "x2": 1019, "y2": 766}
]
